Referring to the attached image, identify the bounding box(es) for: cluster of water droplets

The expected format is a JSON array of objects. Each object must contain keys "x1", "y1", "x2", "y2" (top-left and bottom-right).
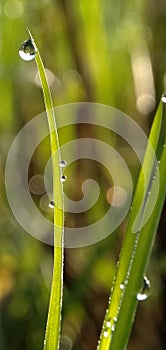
[
  {"x1": 119, "y1": 275, "x2": 151, "y2": 302},
  {"x1": 101, "y1": 275, "x2": 151, "y2": 342},
  {"x1": 19, "y1": 38, "x2": 36, "y2": 61},
  {"x1": 103, "y1": 316, "x2": 118, "y2": 339}
]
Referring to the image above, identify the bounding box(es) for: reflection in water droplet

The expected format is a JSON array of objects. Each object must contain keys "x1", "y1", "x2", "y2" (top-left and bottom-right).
[
  {"x1": 59, "y1": 160, "x2": 67, "y2": 168},
  {"x1": 49, "y1": 200, "x2": 55, "y2": 208},
  {"x1": 19, "y1": 38, "x2": 36, "y2": 61},
  {"x1": 161, "y1": 93, "x2": 166, "y2": 103},
  {"x1": 60, "y1": 175, "x2": 67, "y2": 183},
  {"x1": 137, "y1": 276, "x2": 151, "y2": 301}
]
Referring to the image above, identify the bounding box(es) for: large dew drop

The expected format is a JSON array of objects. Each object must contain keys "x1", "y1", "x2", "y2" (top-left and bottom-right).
[
  {"x1": 137, "y1": 276, "x2": 151, "y2": 301},
  {"x1": 19, "y1": 38, "x2": 36, "y2": 61}
]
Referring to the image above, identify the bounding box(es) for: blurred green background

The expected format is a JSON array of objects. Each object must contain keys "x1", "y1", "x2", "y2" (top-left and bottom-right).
[{"x1": 0, "y1": 0, "x2": 166, "y2": 349}]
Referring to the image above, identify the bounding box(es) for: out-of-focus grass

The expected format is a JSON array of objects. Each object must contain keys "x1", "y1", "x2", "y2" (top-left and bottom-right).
[{"x1": 0, "y1": 1, "x2": 166, "y2": 350}]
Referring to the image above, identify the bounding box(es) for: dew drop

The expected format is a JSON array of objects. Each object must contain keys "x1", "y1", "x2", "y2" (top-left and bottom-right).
[
  {"x1": 49, "y1": 200, "x2": 55, "y2": 208},
  {"x1": 19, "y1": 38, "x2": 36, "y2": 61},
  {"x1": 161, "y1": 93, "x2": 166, "y2": 103},
  {"x1": 59, "y1": 160, "x2": 67, "y2": 168},
  {"x1": 60, "y1": 175, "x2": 67, "y2": 183},
  {"x1": 106, "y1": 320, "x2": 111, "y2": 328},
  {"x1": 137, "y1": 276, "x2": 151, "y2": 301},
  {"x1": 113, "y1": 317, "x2": 117, "y2": 322},
  {"x1": 111, "y1": 324, "x2": 115, "y2": 332},
  {"x1": 120, "y1": 283, "x2": 125, "y2": 290},
  {"x1": 104, "y1": 331, "x2": 109, "y2": 338}
]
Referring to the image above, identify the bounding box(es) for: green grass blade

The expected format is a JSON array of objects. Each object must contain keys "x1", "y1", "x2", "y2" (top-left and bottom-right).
[
  {"x1": 27, "y1": 30, "x2": 64, "y2": 350},
  {"x1": 97, "y1": 100, "x2": 166, "y2": 350}
]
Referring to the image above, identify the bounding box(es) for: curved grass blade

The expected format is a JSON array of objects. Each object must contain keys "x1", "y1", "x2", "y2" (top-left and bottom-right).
[
  {"x1": 27, "y1": 29, "x2": 64, "y2": 350},
  {"x1": 97, "y1": 100, "x2": 166, "y2": 350}
]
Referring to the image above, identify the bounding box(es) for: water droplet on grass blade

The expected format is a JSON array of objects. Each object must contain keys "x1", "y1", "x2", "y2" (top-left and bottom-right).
[
  {"x1": 106, "y1": 320, "x2": 111, "y2": 328},
  {"x1": 137, "y1": 276, "x2": 151, "y2": 301},
  {"x1": 120, "y1": 284, "x2": 124, "y2": 290},
  {"x1": 19, "y1": 38, "x2": 36, "y2": 61},
  {"x1": 161, "y1": 93, "x2": 166, "y2": 103},
  {"x1": 111, "y1": 324, "x2": 115, "y2": 332},
  {"x1": 59, "y1": 160, "x2": 67, "y2": 168},
  {"x1": 104, "y1": 331, "x2": 109, "y2": 338},
  {"x1": 49, "y1": 200, "x2": 55, "y2": 208},
  {"x1": 60, "y1": 175, "x2": 67, "y2": 183}
]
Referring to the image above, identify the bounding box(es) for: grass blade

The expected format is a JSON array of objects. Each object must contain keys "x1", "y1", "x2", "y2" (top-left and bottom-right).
[
  {"x1": 27, "y1": 30, "x2": 64, "y2": 350},
  {"x1": 97, "y1": 100, "x2": 166, "y2": 350}
]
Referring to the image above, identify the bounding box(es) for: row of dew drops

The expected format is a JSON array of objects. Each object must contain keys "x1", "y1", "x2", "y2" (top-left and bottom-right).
[{"x1": 103, "y1": 276, "x2": 151, "y2": 339}]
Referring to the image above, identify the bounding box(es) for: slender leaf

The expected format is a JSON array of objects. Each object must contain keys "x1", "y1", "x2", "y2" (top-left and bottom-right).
[
  {"x1": 28, "y1": 30, "x2": 64, "y2": 350},
  {"x1": 97, "y1": 100, "x2": 166, "y2": 350}
]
